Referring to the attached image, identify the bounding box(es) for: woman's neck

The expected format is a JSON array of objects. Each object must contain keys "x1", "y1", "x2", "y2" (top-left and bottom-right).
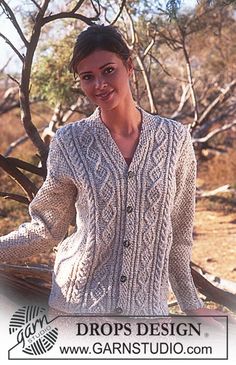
[{"x1": 100, "y1": 100, "x2": 142, "y2": 137}]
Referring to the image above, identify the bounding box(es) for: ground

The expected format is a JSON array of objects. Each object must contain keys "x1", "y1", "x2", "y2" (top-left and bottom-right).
[{"x1": 193, "y1": 200, "x2": 236, "y2": 282}]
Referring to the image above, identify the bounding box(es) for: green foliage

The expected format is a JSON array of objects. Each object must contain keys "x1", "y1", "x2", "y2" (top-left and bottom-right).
[{"x1": 31, "y1": 34, "x2": 77, "y2": 107}]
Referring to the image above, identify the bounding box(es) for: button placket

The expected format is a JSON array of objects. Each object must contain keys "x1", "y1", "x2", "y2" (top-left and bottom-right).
[{"x1": 117, "y1": 169, "x2": 137, "y2": 312}]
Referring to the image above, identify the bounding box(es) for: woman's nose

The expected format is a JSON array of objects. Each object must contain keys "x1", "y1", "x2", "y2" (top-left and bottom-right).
[{"x1": 94, "y1": 76, "x2": 107, "y2": 89}]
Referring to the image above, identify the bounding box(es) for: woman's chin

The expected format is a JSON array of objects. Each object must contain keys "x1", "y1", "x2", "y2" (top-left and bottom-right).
[{"x1": 97, "y1": 100, "x2": 119, "y2": 111}]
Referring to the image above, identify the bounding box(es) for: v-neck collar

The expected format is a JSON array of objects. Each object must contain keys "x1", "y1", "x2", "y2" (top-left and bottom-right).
[{"x1": 93, "y1": 106, "x2": 151, "y2": 170}]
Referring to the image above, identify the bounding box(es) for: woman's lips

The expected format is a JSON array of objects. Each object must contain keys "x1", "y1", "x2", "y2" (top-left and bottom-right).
[{"x1": 96, "y1": 90, "x2": 114, "y2": 101}]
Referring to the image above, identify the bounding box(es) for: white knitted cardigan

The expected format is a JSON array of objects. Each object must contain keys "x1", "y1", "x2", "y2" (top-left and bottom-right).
[{"x1": 0, "y1": 107, "x2": 204, "y2": 315}]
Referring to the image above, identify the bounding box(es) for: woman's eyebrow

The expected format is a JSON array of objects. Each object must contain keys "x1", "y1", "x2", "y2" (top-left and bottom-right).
[{"x1": 79, "y1": 62, "x2": 116, "y2": 76}]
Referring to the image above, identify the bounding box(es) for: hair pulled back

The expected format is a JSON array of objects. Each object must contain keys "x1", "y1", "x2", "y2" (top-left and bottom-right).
[{"x1": 69, "y1": 25, "x2": 131, "y2": 75}]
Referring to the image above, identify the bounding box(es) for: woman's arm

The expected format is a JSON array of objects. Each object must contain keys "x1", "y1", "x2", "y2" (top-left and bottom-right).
[
  {"x1": 168, "y1": 126, "x2": 204, "y2": 313},
  {"x1": 0, "y1": 134, "x2": 77, "y2": 262}
]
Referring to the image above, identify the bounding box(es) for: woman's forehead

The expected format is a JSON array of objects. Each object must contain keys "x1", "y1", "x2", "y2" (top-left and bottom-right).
[{"x1": 77, "y1": 50, "x2": 122, "y2": 74}]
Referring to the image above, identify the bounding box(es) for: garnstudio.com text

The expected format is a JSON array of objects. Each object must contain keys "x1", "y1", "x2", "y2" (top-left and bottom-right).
[
  {"x1": 60, "y1": 341, "x2": 212, "y2": 355},
  {"x1": 75, "y1": 321, "x2": 202, "y2": 337}
]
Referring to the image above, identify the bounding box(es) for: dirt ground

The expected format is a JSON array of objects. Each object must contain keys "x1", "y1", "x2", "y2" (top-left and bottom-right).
[{"x1": 193, "y1": 204, "x2": 236, "y2": 282}]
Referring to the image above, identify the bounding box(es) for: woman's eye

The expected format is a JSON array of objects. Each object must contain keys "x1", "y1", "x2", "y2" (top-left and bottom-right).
[
  {"x1": 104, "y1": 67, "x2": 114, "y2": 74},
  {"x1": 82, "y1": 74, "x2": 93, "y2": 81}
]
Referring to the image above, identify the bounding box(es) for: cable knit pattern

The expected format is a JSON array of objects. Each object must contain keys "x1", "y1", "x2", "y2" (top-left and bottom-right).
[{"x1": 0, "y1": 107, "x2": 204, "y2": 315}]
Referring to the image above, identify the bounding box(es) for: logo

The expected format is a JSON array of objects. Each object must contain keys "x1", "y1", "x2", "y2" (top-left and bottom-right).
[{"x1": 9, "y1": 305, "x2": 58, "y2": 355}]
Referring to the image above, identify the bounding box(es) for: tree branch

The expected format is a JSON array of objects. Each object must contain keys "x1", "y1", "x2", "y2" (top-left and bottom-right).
[
  {"x1": 178, "y1": 25, "x2": 199, "y2": 126},
  {"x1": 0, "y1": 33, "x2": 24, "y2": 62},
  {"x1": 135, "y1": 53, "x2": 158, "y2": 113},
  {"x1": 89, "y1": 0, "x2": 101, "y2": 16},
  {"x1": 194, "y1": 79, "x2": 236, "y2": 129},
  {"x1": 7, "y1": 157, "x2": 44, "y2": 177},
  {"x1": 171, "y1": 83, "x2": 191, "y2": 119},
  {"x1": 19, "y1": 0, "x2": 51, "y2": 169},
  {"x1": 192, "y1": 120, "x2": 236, "y2": 144},
  {"x1": 0, "y1": 53, "x2": 14, "y2": 72},
  {"x1": 111, "y1": 0, "x2": 126, "y2": 25},
  {"x1": 125, "y1": 6, "x2": 157, "y2": 113},
  {"x1": 1, "y1": 0, "x2": 29, "y2": 47},
  {"x1": 42, "y1": 12, "x2": 99, "y2": 26},
  {"x1": 71, "y1": 0, "x2": 86, "y2": 13},
  {"x1": 191, "y1": 265, "x2": 236, "y2": 312},
  {"x1": 4, "y1": 126, "x2": 48, "y2": 157},
  {"x1": 7, "y1": 74, "x2": 20, "y2": 86},
  {"x1": 149, "y1": 53, "x2": 186, "y2": 82},
  {"x1": 0, "y1": 192, "x2": 30, "y2": 205},
  {"x1": 143, "y1": 38, "x2": 155, "y2": 58},
  {"x1": 0, "y1": 154, "x2": 38, "y2": 201},
  {"x1": 30, "y1": 0, "x2": 41, "y2": 11}
]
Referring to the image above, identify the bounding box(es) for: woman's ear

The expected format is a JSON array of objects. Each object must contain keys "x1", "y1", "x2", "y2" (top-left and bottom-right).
[{"x1": 126, "y1": 57, "x2": 134, "y2": 77}]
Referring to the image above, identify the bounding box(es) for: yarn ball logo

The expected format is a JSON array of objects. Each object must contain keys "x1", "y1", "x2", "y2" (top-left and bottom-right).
[{"x1": 9, "y1": 305, "x2": 58, "y2": 356}]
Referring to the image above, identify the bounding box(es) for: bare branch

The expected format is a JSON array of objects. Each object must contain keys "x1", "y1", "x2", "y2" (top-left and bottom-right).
[
  {"x1": 0, "y1": 263, "x2": 52, "y2": 282},
  {"x1": 1, "y1": 1, "x2": 29, "y2": 47},
  {"x1": 196, "y1": 184, "x2": 235, "y2": 198},
  {"x1": 71, "y1": 0, "x2": 86, "y2": 13},
  {"x1": 0, "y1": 54, "x2": 14, "y2": 72},
  {"x1": 125, "y1": 7, "x2": 157, "y2": 113},
  {"x1": 191, "y1": 265, "x2": 236, "y2": 312},
  {"x1": 18, "y1": 0, "x2": 52, "y2": 168},
  {"x1": 0, "y1": 154, "x2": 38, "y2": 201},
  {"x1": 143, "y1": 38, "x2": 155, "y2": 58},
  {"x1": 4, "y1": 126, "x2": 47, "y2": 157},
  {"x1": 0, "y1": 33, "x2": 24, "y2": 62},
  {"x1": 135, "y1": 54, "x2": 158, "y2": 113},
  {"x1": 195, "y1": 79, "x2": 236, "y2": 128},
  {"x1": 111, "y1": 0, "x2": 126, "y2": 25},
  {"x1": 7, "y1": 74, "x2": 20, "y2": 85},
  {"x1": 0, "y1": 192, "x2": 30, "y2": 205},
  {"x1": 7, "y1": 157, "x2": 44, "y2": 177},
  {"x1": 149, "y1": 53, "x2": 186, "y2": 82},
  {"x1": 89, "y1": 0, "x2": 101, "y2": 16},
  {"x1": 124, "y1": 6, "x2": 135, "y2": 46},
  {"x1": 30, "y1": 0, "x2": 41, "y2": 11},
  {"x1": 178, "y1": 27, "x2": 199, "y2": 126},
  {"x1": 42, "y1": 9, "x2": 99, "y2": 26},
  {"x1": 171, "y1": 84, "x2": 191, "y2": 119},
  {"x1": 192, "y1": 120, "x2": 236, "y2": 144},
  {"x1": 194, "y1": 103, "x2": 236, "y2": 139}
]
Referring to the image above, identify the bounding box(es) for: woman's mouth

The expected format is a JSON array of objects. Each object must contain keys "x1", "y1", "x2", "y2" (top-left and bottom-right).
[{"x1": 95, "y1": 90, "x2": 114, "y2": 101}]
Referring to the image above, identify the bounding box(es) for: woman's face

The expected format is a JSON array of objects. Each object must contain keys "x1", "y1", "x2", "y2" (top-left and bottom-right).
[{"x1": 77, "y1": 49, "x2": 133, "y2": 111}]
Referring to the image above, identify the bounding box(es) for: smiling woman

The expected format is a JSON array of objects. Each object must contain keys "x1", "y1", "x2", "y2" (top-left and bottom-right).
[
  {"x1": 0, "y1": 25, "x2": 228, "y2": 326},
  {"x1": 77, "y1": 50, "x2": 133, "y2": 112}
]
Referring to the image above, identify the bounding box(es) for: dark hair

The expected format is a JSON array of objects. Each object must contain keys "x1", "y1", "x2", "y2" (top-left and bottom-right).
[{"x1": 69, "y1": 25, "x2": 131, "y2": 75}]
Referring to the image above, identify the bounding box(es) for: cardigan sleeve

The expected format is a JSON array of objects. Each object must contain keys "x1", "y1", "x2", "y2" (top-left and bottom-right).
[
  {"x1": 0, "y1": 134, "x2": 77, "y2": 262},
  {"x1": 169, "y1": 127, "x2": 204, "y2": 312}
]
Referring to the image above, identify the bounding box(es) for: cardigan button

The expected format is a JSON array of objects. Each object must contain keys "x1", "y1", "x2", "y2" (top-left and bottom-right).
[
  {"x1": 120, "y1": 275, "x2": 127, "y2": 283},
  {"x1": 115, "y1": 307, "x2": 123, "y2": 314},
  {"x1": 127, "y1": 206, "x2": 133, "y2": 213},
  {"x1": 123, "y1": 240, "x2": 130, "y2": 247},
  {"x1": 128, "y1": 171, "x2": 134, "y2": 178}
]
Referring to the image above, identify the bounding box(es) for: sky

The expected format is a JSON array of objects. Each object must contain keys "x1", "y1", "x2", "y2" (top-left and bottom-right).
[{"x1": 0, "y1": 0, "x2": 198, "y2": 74}]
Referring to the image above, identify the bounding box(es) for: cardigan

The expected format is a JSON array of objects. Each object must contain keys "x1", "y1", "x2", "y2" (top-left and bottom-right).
[{"x1": 0, "y1": 106, "x2": 204, "y2": 315}]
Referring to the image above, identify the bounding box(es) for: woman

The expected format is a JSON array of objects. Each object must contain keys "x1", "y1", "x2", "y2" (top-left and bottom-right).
[{"x1": 0, "y1": 25, "x2": 227, "y2": 323}]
